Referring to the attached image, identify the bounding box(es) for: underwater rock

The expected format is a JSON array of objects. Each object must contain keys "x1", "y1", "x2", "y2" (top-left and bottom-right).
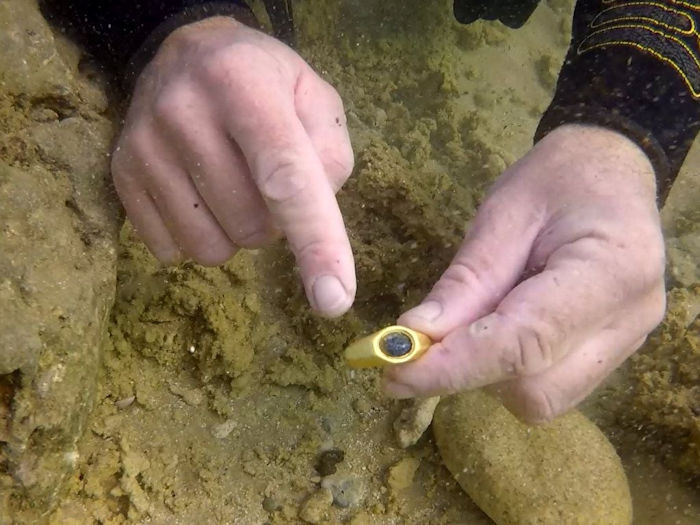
[
  {"x1": 433, "y1": 390, "x2": 632, "y2": 525},
  {"x1": 298, "y1": 487, "x2": 333, "y2": 524},
  {"x1": 316, "y1": 447, "x2": 345, "y2": 476},
  {"x1": 387, "y1": 456, "x2": 420, "y2": 493},
  {"x1": 0, "y1": 0, "x2": 120, "y2": 520},
  {"x1": 321, "y1": 472, "x2": 365, "y2": 508},
  {"x1": 393, "y1": 396, "x2": 440, "y2": 448}
]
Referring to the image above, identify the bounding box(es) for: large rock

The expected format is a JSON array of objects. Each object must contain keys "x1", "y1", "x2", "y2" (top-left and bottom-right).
[
  {"x1": 0, "y1": 0, "x2": 120, "y2": 519},
  {"x1": 434, "y1": 390, "x2": 632, "y2": 525}
]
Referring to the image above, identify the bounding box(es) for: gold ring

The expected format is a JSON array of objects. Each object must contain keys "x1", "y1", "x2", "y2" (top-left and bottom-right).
[{"x1": 344, "y1": 325, "x2": 432, "y2": 368}]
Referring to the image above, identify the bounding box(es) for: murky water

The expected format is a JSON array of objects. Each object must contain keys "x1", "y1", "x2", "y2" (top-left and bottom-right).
[{"x1": 1, "y1": 0, "x2": 698, "y2": 523}]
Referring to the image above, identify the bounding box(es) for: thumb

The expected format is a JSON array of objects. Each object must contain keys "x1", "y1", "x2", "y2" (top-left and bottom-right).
[{"x1": 398, "y1": 178, "x2": 545, "y2": 339}]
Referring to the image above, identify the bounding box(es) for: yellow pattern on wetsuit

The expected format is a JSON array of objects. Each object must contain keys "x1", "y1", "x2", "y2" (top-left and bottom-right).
[{"x1": 579, "y1": 1, "x2": 700, "y2": 97}]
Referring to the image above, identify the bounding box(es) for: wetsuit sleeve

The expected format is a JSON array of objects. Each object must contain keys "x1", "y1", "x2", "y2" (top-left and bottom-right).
[
  {"x1": 535, "y1": 0, "x2": 700, "y2": 201},
  {"x1": 40, "y1": 1, "x2": 292, "y2": 89}
]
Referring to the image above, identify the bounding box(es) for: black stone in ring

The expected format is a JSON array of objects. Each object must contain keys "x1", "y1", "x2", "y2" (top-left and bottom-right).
[{"x1": 380, "y1": 331, "x2": 413, "y2": 357}]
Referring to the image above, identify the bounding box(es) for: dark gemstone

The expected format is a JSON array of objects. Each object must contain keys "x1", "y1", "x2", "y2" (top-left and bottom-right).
[
  {"x1": 316, "y1": 448, "x2": 345, "y2": 476},
  {"x1": 380, "y1": 332, "x2": 413, "y2": 357}
]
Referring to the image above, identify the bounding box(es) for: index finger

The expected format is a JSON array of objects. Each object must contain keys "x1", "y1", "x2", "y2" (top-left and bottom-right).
[{"x1": 215, "y1": 58, "x2": 355, "y2": 317}]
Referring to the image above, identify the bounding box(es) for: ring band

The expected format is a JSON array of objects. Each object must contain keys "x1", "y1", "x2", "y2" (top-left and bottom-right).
[{"x1": 344, "y1": 325, "x2": 432, "y2": 368}]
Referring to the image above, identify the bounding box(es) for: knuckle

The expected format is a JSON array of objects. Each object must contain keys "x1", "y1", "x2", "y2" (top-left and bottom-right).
[
  {"x1": 200, "y1": 49, "x2": 237, "y2": 85},
  {"x1": 111, "y1": 131, "x2": 153, "y2": 185},
  {"x1": 614, "y1": 228, "x2": 665, "y2": 292},
  {"x1": 295, "y1": 237, "x2": 329, "y2": 266},
  {"x1": 442, "y1": 260, "x2": 484, "y2": 291},
  {"x1": 110, "y1": 145, "x2": 129, "y2": 176},
  {"x1": 503, "y1": 318, "x2": 555, "y2": 376},
  {"x1": 119, "y1": 125, "x2": 153, "y2": 166},
  {"x1": 235, "y1": 226, "x2": 279, "y2": 249},
  {"x1": 199, "y1": 43, "x2": 265, "y2": 86},
  {"x1": 647, "y1": 284, "x2": 667, "y2": 328},
  {"x1": 152, "y1": 85, "x2": 193, "y2": 127},
  {"x1": 433, "y1": 344, "x2": 466, "y2": 394},
  {"x1": 632, "y1": 250, "x2": 665, "y2": 293},
  {"x1": 258, "y1": 158, "x2": 307, "y2": 203},
  {"x1": 322, "y1": 145, "x2": 354, "y2": 186},
  {"x1": 319, "y1": 79, "x2": 347, "y2": 115}
]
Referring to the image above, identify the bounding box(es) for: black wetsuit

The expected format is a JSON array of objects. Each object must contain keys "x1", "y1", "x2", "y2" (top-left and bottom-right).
[{"x1": 41, "y1": 0, "x2": 700, "y2": 200}]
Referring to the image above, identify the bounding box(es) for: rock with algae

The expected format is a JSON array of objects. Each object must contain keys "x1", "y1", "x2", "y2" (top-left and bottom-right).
[
  {"x1": 433, "y1": 390, "x2": 632, "y2": 525},
  {"x1": 0, "y1": 0, "x2": 120, "y2": 520}
]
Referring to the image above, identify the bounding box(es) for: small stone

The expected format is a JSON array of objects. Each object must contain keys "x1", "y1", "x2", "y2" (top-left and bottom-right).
[
  {"x1": 372, "y1": 108, "x2": 387, "y2": 128},
  {"x1": 315, "y1": 448, "x2": 345, "y2": 476},
  {"x1": 352, "y1": 397, "x2": 372, "y2": 417},
  {"x1": 380, "y1": 332, "x2": 412, "y2": 357},
  {"x1": 393, "y1": 396, "x2": 440, "y2": 448},
  {"x1": 262, "y1": 496, "x2": 281, "y2": 513},
  {"x1": 114, "y1": 395, "x2": 135, "y2": 410},
  {"x1": 348, "y1": 510, "x2": 372, "y2": 525},
  {"x1": 321, "y1": 474, "x2": 365, "y2": 508},
  {"x1": 387, "y1": 457, "x2": 420, "y2": 493},
  {"x1": 168, "y1": 382, "x2": 204, "y2": 407},
  {"x1": 299, "y1": 487, "x2": 333, "y2": 524},
  {"x1": 211, "y1": 419, "x2": 237, "y2": 439}
]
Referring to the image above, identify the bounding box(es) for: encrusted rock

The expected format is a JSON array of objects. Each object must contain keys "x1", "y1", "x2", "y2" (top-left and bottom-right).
[
  {"x1": 434, "y1": 390, "x2": 632, "y2": 525},
  {"x1": 321, "y1": 472, "x2": 365, "y2": 508},
  {"x1": 386, "y1": 456, "x2": 420, "y2": 493},
  {"x1": 393, "y1": 396, "x2": 440, "y2": 448},
  {"x1": 315, "y1": 447, "x2": 345, "y2": 476},
  {"x1": 299, "y1": 487, "x2": 333, "y2": 524},
  {"x1": 0, "y1": 0, "x2": 120, "y2": 520}
]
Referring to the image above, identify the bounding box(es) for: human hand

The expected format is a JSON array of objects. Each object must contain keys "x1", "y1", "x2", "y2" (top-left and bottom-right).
[
  {"x1": 384, "y1": 124, "x2": 666, "y2": 422},
  {"x1": 111, "y1": 17, "x2": 355, "y2": 317}
]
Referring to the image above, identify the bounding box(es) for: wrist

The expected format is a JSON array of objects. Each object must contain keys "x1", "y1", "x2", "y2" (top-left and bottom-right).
[
  {"x1": 540, "y1": 124, "x2": 657, "y2": 198},
  {"x1": 523, "y1": 124, "x2": 656, "y2": 210},
  {"x1": 125, "y1": 5, "x2": 259, "y2": 92}
]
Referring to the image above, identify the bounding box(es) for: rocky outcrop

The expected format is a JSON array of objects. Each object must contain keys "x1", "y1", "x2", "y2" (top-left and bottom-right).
[{"x1": 0, "y1": 0, "x2": 120, "y2": 519}]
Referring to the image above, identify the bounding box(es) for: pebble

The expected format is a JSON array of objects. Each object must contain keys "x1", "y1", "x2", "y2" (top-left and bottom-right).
[
  {"x1": 298, "y1": 487, "x2": 333, "y2": 524},
  {"x1": 387, "y1": 457, "x2": 420, "y2": 493},
  {"x1": 262, "y1": 496, "x2": 281, "y2": 513},
  {"x1": 168, "y1": 382, "x2": 204, "y2": 407},
  {"x1": 321, "y1": 473, "x2": 365, "y2": 508},
  {"x1": 114, "y1": 395, "x2": 135, "y2": 410},
  {"x1": 315, "y1": 448, "x2": 345, "y2": 476},
  {"x1": 348, "y1": 510, "x2": 371, "y2": 525},
  {"x1": 393, "y1": 396, "x2": 440, "y2": 448},
  {"x1": 352, "y1": 397, "x2": 372, "y2": 417},
  {"x1": 211, "y1": 419, "x2": 237, "y2": 439}
]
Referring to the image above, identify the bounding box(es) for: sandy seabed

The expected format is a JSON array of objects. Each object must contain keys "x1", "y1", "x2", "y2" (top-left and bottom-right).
[{"x1": 2, "y1": 1, "x2": 698, "y2": 523}]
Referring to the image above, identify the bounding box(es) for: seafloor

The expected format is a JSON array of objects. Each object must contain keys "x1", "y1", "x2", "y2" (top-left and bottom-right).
[{"x1": 1, "y1": 0, "x2": 698, "y2": 523}]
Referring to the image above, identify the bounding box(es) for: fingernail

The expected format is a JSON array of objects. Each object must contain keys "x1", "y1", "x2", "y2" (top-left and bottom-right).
[
  {"x1": 312, "y1": 275, "x2": 349, "y2": 317},
  {"x1": 405, "y1": 301, "x2": 442, "y2": 322}
]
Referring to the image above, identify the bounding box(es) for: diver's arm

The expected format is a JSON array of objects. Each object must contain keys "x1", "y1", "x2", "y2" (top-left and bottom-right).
[{"x1": 535, "y1": 0, "x2": 700, "y2": 201}]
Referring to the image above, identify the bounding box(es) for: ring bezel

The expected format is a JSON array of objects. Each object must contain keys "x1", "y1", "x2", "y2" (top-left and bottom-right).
[{"x1": 344, "y1": 325, "x2": 432, "y2": 368}]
